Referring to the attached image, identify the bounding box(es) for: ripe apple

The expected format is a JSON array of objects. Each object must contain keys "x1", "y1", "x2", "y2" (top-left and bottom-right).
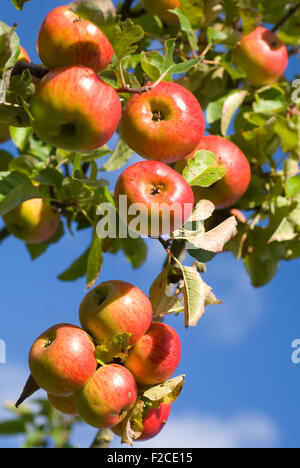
[
  {"x1": 144, "y1": 0, "x2": 182, "y2": 25},
  {"x1": 119, "y1": 81, "x2": 205, "y2": 163},
  {"x1": 29, "y1": 323, "x2": 97, "y2": 397},
  {"x1": 114, "y1": 160, "x2": 194, "y2": 237},
  {"x1": 113, "y1": 402, "x2": 171, "y2": 441},
  {"x1": 79, "y1": 280, "x2": 153, "y2": 346},
  {"x1": 234, "y1": 26, "x2": 288, "y2": 86},
  {"x1": 48, "y1": 393, "x2": 79, "y2": 416},
  {"x1": 3, "y1": 198, "x2": 61, "y2": 244},
  {"x1": 125, "y1": 322, "x2": 181, "y2": 386},
  {"x1": 30, "y1": 66, "x2": 121, "y2": 152},
  {"x1": 177, "y1": 135, "x2": 251, "y2": 209},
  {"x1": 37, "y1": 5, "x2": 114, "y2": 73},
  {"x1": 18, "y1": 46, "x2": 30, "y2": 63},
  {"x1": 0, "y1": 123, "x2": 10, "y2": 143},
  {"x1": 75, "y1": 364, "x2": 137, "y2": 429}
]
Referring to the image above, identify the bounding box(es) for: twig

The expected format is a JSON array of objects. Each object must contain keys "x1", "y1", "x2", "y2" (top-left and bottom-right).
[
  {"x1": 119, "y1": 0, "x2": 135, "y2": 20},
  {"x1": 16, "y1": 375, "x2": 40, "y2": 408},
  {"x1": 0, "y1": 227, "x2": 10, "y2": 244},
  {"x1": 272, "y1": 2, "x2": 300, "y2": 32},
  {"x1": 90, "y1": 429, "x2": 114, "y2": 448},
  {"x1": 12, "y1": 61, "x2": 49, "y2": 80},
  {"x1": 116, "y1": 68, "x2": 172, "y2": 95}
]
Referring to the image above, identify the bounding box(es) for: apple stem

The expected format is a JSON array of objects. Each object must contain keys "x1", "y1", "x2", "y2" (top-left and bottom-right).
[
  {"x1": 15, "y1": 374, "x2": 40, "y2": 408},
  {"x1": 271, "y1": 2, "x2": 300, "y2": 32},
  {"x1": 90, "y1": 429, "x2": 114, "y2": 448}
]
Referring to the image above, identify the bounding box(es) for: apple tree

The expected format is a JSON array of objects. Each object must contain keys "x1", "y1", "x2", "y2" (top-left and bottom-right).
[{"x1": 0, "y1": 0, "x2": 299, "y2": 448}]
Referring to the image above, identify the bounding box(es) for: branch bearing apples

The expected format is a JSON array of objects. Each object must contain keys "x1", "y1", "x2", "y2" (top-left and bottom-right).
[
  {"x1": 125, "y1": 322, "x2": 181, "y2": 386},
  {"x1": 120, "y1": 82, "x2": 205, "y2": 163},
  {"x1": 48, "y1": 393, "x2": 79, "y2": 416},
  {"x1": 29, "y1": 324, "x2": 97, "y2": 397},
  {"x1": 79, "y1": 280, "x2": 153, "y2": 346},
  {"x1": 37, "y1": 5, "x2": 114, "y2": 73},
  {"x1": 75, "y1": 364, "x2": 137, "y2": 429},
  {"x1": 30, "y1": 66, "x2": 121, "y2": 152},
  {"x1": 177, "y1": 136, "x2": 251, "y2": 209},
  {"x1": 144, "y1": 0, "x2": 182, "y2": 25},
  {"x1": 113, "y1": 402, "x2": 171, "y2": 441},
  {"x1": 234, "y1": 26, "x2": 288, "y2": 86},
  {"x1": 114, "y1": 160, "x2": 194, "y2": 237},
  {"x1": 3, "y1": 198, "x2": 61, "y2": 244},
  {"x1": 0, "y1": 123, "x2": 10, "y2": 143}
]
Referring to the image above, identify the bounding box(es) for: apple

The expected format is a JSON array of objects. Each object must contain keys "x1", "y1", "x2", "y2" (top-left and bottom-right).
[
  {"x1": 37, "y1": 5, "x2": 114, "y2": 73},
  {"x1": 125, "y1": 322, "x2": 181, "y2": 386},
  {"x1": 18, "y1": 46, "x2": 30, "y2": 63},
  {"x1": 3, "y1": 198, "x2": 61, "y2": 244},
  {"x1": 48, "y1": 393, "x2": 79, "y2": 416},
  {"x1": 234, "y1": 26, "x2": 288, "y2": 86},
  {"x1": 177, "y1": 135, "x2": 251, "y2": 209},
  {"x1": 144, "y1": 0, "x2": 182, "y2": 25},
  {"x1": 30, "y1": 66, "x2": 121, "y2": 152},
  {"x1": 29, "y1": 323, "x2": 97, "y2": 397},
  {"x1": 75, "y1": 364, "x2": 137, "y2": 429},
  {"x1": 0, "y1": 123, "x2": 10, "y2": 143},
  {"x1": 114, "y1": 160, "x2": 194, "y2": 237},
  {"x1": 119, "y1": 81, "x2": 205, "y2": 164},
  {"x1": 113, "y1": 402, "x2": 171, "y2": 441},
  {"x1": 79, "y1": 280, "x2": 153, "y2": 346}
]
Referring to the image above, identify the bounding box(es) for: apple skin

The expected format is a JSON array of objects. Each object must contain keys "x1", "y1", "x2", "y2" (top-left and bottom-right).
[
  {"x1": 48, "y1": 393, "x2": 79, "y2": 416},
  {"x1": 120, "y1": 81, "x2": 205, "y2": 164},
  {"x1": 30, "y1": 66, "x2": 121, "y2": 152},
  {"x1": 234, "y1": 26, "x2": 288, "y2": 86},
  {"x1": 79, "y1": 280, "x2": 153, "y2": 347},
  {"x1": 114, "y1": 160, "x2": 194, "y2": 237},
  {"x1": 144, "y1": 0, "x2": 182, "y2": 25},
  {"x1": 0, "y1": 123, "x2": 10, "y2": 143},
  {"x1": 176, "y1": 135, "x2": 251, "y2": 209},
  {"x1": 75, "y1": 364, "x2": 137, "y2": 429},
  {"x1": 37, "y1": 5, "x2": 114, "y2": 73},
  {"x1": 125, "y1": 322, "x2": 181, "y2": 386},
  {"x1": 113, "y1": 403, "x2": 171, "y2": 441},
  {"x1": 18, "y1": 46, "x2": 30, "y2": 63},
  {"x1": 29, "y1": 324, "x2": 97, "y2": 397},
  {"x1": 3, "y1": 198, "x2": 61, "y2": 244}
]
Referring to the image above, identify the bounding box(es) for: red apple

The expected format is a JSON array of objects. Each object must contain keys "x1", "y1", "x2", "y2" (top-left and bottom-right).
[
  {"x1": 37, "y1": 5, "x2": 114, "y2": 73},
  {"x1": 114, "y1": 160, "x2": 194, "y2": 237},
  {"x1": 48, "y1": 393, "x2": 79, "y2": 416},
  {"x1": 144, "y1": 0, "x2": 182, "y2": 25},
  {"x1": 75, "y1": 364, "x2": 137, "y2": 429},
  {"x1": 79, "y1": 280, "x2": 153, "y2": 346},
  {"x1": 30, "y1": 66, "x2": 121, "y2": 152},
  {"x1": 29, "y1": 324, "x2": 97, "y2": 397},
  {"x1": 234, "y1": 26, "x2": 288, "y2": 86},
  {"x1": 120, "y1": 81, "x2": 205, "y2": 163},
  {"x1": 0, "y1": 123, "x2": 10, "y2": 143},
  {"x1": 3, "y1": 198, "x2": 61, "y2": 244},
  {"x1": 177, "y1": 136, "x2": 251, "y2": 209},
  {"x1": 125, "y1": 322, "x2": 181, "y2": 386},
  {"x1": 18, "y1": 46, "x2": 30, "y2": 63},
  {"x1": 113, "y1": 402, "x2": 171, "y2": 441}
]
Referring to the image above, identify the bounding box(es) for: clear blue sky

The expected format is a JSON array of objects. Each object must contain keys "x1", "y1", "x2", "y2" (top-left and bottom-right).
[{"x1": 0, "y1": 0, "x2": 299, "y2": 449}]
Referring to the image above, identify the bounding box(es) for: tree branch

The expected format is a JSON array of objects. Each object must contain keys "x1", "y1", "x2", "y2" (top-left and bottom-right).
[
  {"x1": 90, "y1": 429, "x2": 114, "y2": 448},
  {"x1": 0, "y1": 227, "x2": 10, "y2": 244},
  {"x1": 272, "y1": 2, "x2": 300, "y2": 32},
  {"x1": 119, "y1": 0, "x2": 135, "y2": 20},
  {"x1": 12, "y1": 61, "x2": 49, "y2": 80}
]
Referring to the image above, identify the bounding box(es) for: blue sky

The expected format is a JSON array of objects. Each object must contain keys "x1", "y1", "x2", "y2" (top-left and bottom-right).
[{"x1": 0, "y1": 0, "x2": 299, "y2": 449}]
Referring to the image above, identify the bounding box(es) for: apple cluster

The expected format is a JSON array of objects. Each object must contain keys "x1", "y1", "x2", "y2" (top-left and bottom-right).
[{"x1": 27, "y1": 280, "x2": 181, "y2": 442}]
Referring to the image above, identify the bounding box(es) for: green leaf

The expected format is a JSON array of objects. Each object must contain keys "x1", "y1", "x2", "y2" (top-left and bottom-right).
[
  {"x1": 244, "y1": 254, "x2": 279, "y2": 288},
  {"x1": 189, "y1": 248, "x2": 216, "y2": 263},
  {"x1": 95, "y1": 333, "x2": 132, "y2": 364},
  {"x1": 182, "y1": 150, "x2": 227, "y2": 187},
  {"x1": 286, "y1": 175, "x2": 300, "y2": 197},
  {"x1": 34, "y1": 168, "x2": 64, "y2": 188},
  {"x1": 0, "y1": 150, "x2": 14, "y2": 171},
  {"x1": 86, "y1": 232, "x2": 103, "y2": 289},
  {"x1": 143, "y1": 375, "x2": 185, "y2": 405},
  {"x1": 10, "y1": 0, "x2": 32, "y2": 10},
  {"x1": 58, "y1": 249, "x2": 89, "y2": 282},
  {"x1": 26, "y1": 222, "x2": 64, "y2": 260},
  {"x1": 207, "y1": 27, "x2": 227, "y2": 44},
  {"x1": 102, "y1": 139, "x2": 133, "y2": 171},
  {"x1": 108, "y1": 20, "x2": 144, "y2": 59},
  {"x1": 239, "y1": 6, "x2": 262, "y2": 35},
  {"x1": 0, "y1": 22, "x2": 20, "y2": 71},
  {"x1": 140, "y1": 51, "x2": 165, "y2": 81},
  {"x1": 171, "y1": 8, "x2": 198, "y2": 51},
  {"x1": 9, "y1": 126, "x2": 32, "y2": 151},
  {"x1": 0, "y1": 183, "x2": 39, "y2": 216},
  {"x1": 0, "y1": 419, "x2": 26, "y2": 435},
  {"x1": 69, "y1": 0, "x2": 116, "y2": 28},
  {"x1": 72, "y1": 153, "x2": 83, "y2": 178},
  {"x1": 120, "y1": 236, "x2": 147, "y2": 269},
  {"x1": 180, "y1": 0, "x2": 204, "y2": 28},
  {"x1": 221, "y1": 90, "x2": 247, "y2": 136},
  {"x1": 169, "y1": 57, "x2": 202, "y2": 75}
]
